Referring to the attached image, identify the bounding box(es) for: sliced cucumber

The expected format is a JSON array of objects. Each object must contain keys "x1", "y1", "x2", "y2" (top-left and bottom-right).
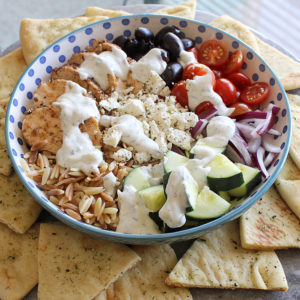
[
  {"x1": 207, "y1": 154, "x2": 244, "y2": 192},
  {"x1": 186, "y1": 186, "x2": 230, "y2": 219},
  {"x1": 138, "y1": 185, "x2": 166, "y2": 212},
  {"x1": 124, "y1": 167, "x2": 150, "y2": 191},
  {"x1": 190, "y1": 139, "x2": 226, "y2": 159},
  {"x1": 228, "y1": 163, "x2": 261, "y2": 198},
  {"x1": 218, "y1": 191, "x2": 231, "y2": 202},
  {"x1": 183, "y1": 173, "x2": 199, "y2": 212},
  {"x1": 164, "y1": 150, "x2": 189, "y2": 173}
]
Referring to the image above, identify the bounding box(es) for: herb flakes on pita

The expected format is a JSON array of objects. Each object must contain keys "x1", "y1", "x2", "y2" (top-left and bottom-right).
[
  {"x1": 95, "y1": 244, "x2": 192, "y2": 300},
  {"x1": 240, "y1": 186, "x2": 300, "y2": 250},
  {"x1": 0, "y1": 222, "x2": 39, "y2": 300},
  {"x1": 153, "y1": 0, "x2": 196, "y2": 19},
  {"x1": 38, "y1": 223, "x2": 140, "y2": 300},
  {"x1": 166, "y1": 220, "x2": 288, "y2": 291}
]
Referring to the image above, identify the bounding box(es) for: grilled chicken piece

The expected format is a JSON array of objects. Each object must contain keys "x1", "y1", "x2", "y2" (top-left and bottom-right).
[
  {"x1": 79, "y1": 117, "x2": 102, "y2": 146},
  {"x1": 85, "y1": 39, "x2": 113, "y2": 54},
  {"x1": 51, "y1": 65, "x2": 105, "y2": 101},
  {"x1": 126, "y1": 71, "x2": 144, "y2": 94},
  {"x1": 22, "y1": 107, "x2": 63, "y2": 153},
  {"x1": 67, "y1": 52, "x2": 92, "y2": 66}
]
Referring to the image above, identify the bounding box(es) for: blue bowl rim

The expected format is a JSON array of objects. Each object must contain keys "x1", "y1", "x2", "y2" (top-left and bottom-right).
[{"x1": 5, "y1": 14, "x2": 292, "y2": 242}]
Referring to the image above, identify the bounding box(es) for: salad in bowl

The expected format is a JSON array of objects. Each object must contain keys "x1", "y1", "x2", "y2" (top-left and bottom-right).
[{"x1": 6, "y1": 15, "x2": 291, "y2": 244}]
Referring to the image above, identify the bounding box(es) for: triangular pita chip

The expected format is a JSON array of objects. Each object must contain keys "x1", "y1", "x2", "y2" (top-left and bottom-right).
[
  {"x1": 287, "y1": 93, "x2": 300, "y2": 169},
  {"x1": 95, "y1": 244, "x2": 192, "y2": 300},
  {"x1": 0, "y1": 222, "x2": 39, "y2": 300},
  {"x1": 38, "y1": 223, "x2": 140, "y2": 300},
  {"x1": 166, "y1": 220, "x2": 288, "y2": 291},
  {"x1": 0, "y1": 48, "x2": 27, "y2": 99},
  {"x1": 240, "y1": 186, "x2": 300, "y2": 250},
  {"x1": 85, "y1": 7, "x2": 129, "y2": 17},
  {"x1": 20, "y1": 16, "x2": 109, "y2": 64},
  {"x1": 153, "y1": 0, "x2": 196, "y2": 19},
  {"x1": 210, "y1": 15, "x2": 300, "y2": 90},
  {"x1": 0, "y1": 172, "x2": 42, "y2": 233}
]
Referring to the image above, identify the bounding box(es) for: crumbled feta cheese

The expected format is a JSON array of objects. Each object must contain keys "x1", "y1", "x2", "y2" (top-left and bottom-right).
[
  {"x1": 142, "y1": 120, "x2": 150, "y2": 137},
  {"x1": 103, "y1": 128, "x2": 122, "y2": 147},
  {"x1": 149, "y1": 120, "x2": 160, "y2": 139},
  {"x1": 134, "y1": 152, "x2": 151, "y2": 164},
  {"x1": 171, "y1": 112, "x2": 198, "y2": 130},
  {"x1": 111, "y1": 148, "x2": 132, "y2": 162},
  {"x1": 154, "y1": 132, "x2": 168, "y2": 153},
  {"x1": 144, "y1": 71, "x2": 170, "y2": 96},
  {"x1": 100, "y1": 92, "x2": 121, "y2": 111},
  {"x1": 103, "y1": 172, "x2": 119, "y2": 197},
  {"x1": 122, "y1": 99, "x2": 145, "y2": 116},
  {"x1": 167, "y1": 128, "x2": 194, "y2": 150},
  {"x1": 99, "y1": 115, "x2": 113, "y2": 127}
]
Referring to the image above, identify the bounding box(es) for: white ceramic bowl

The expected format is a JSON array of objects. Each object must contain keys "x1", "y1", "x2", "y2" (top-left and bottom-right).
[{"x1": 6, "y1": 15, "x2": 291, "y2": 244}]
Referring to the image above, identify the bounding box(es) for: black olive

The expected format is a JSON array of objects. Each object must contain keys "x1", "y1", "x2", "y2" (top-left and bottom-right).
[
  {"x1": 160, "y1": 62, "x2": 183, "y2": 87},
  {"x1": 124, "y1": 38, "x2": 139, "y2": 57},
  {"x1": 135, "y1": 27, "x2": 154, "y2": 41},
  {"x1": 112, "y1": 35, "x2": 129, "y2": 49},
  {"x1": 154, "y1": 25, "x2": 183, "y2": 46},
  {"x1": 161, "y1": 32, "x2": 184, "y2": 61},
  {"x1": 181, "y1": 38, "x2": 195, "y2": 51},
  {"x1": 160, "y1": 49, "x2": 170, "y2": 63},
  {"x1": 138, "y1": 40, "x2": 155, "y2": 54},
  {"x1": 132, "y1": 53, "x2": 144, "y2": 61}
]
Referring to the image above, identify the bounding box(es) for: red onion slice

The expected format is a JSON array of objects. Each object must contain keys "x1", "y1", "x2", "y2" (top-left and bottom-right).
[
  {"x1": 197, "y1": 107, "x2": 218, "y2": 120},
  {"x1": 171, "y1": 144, "x2": 186, "y2": 156},
  {"x1": 236, "y1": 123, "x2": 256, "y2": 140},
  {"x1": 255, "y1": 146, "x2": 269, "y2": 178},
  {"x1": 262, "y1": 134, "x2": 281, "y2": 153},
  {"x1": 228, "y1": 133, "x2": 252, "y2": 166},
  {"x1": 256, "y1": 105, "x2": 280, "y2": 136},
  {"x1": 190, "y1": 119, "x2": 208, "y2": 139},
  {"x1": 264, "y1": 152, "x2": 277, "y2": 168},
  {"x1": 248, "y1": 137, "x2": 262, "y2": 153},
  {"x1": 236, "y1": 111, "x2": 267, "y2": 121}
]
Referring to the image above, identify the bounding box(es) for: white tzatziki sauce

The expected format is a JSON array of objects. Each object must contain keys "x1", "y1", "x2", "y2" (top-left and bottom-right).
[
  {"x1": 131, "y1": 48, "x2": 167, "y2": 83},
  {"x1": 159, "y1": 165, "x2": 196, "y2": 228},
  {"x1": 54, "y1": 81, "x2": 103, "y2": 174},
  {"x1": 185, "y1": 159, "x2": 210, "y2": 189},
  {"x1": 177, "y1": 50, "x2": 197, "y2": 68},
  {"x1": 116, "y1": 185, "x2": 161, "y2": 234},
  {"x1": 103, "y1": 172, "x2": 119, "y2": 198},
  {"x1": 77, "y1": 46, "x2": 130, "y2": 90},
  {"x1": 111, "y1": 115, "x2": 160, "y2": 157},
  {"x1": 186, "y1": 66, "x2": 234, "y2": 116}
]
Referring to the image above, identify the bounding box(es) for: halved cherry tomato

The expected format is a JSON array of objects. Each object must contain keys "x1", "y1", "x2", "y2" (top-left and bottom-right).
[
  {"x1": 215, "y1": 78, "x2": 237, "y2": 105},
  {"x1": 229, "y1": 102, "x2": 253, "y2": 117},
  {"x1": 240, "y1": 82, "x2": 270, "y2": 105},
  {"x1": 222, "y1": 50, "x2": 244, "y2": 74},
  {"x1": 211, "y1": 69, "x2": 223, "y2": 79},
  {"x1": 195, "y1": 101, "x2": 214, "y2": 116},
  {"x1": 182, "y1": 63, "x2": 216, "y2": 88},
  {"x1": 198, "y1": 40, "x2": 229, "y2": 67},
  {"x1": 187, "y1": 47, "x2": 198, "y2": 60},
  {"x1": 227, "y1": 72, "x2": 251, "y2": 89},
  {"x1": 171, "y1": 80, "x2": 188, "y2": 107}
]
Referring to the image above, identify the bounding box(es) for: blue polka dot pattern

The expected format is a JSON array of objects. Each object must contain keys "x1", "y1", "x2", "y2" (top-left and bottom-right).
[
  {"x1": 141, "y1": 17, "x2": 149, "y2": 24},
  {"x1": 274, "y1": 159, "x2": 279, "y2": 167},
  {"x1": 89, "y1": 38, "x2": 95, "y2": 46},
  {"x1": 242, "y1": 62, "x2": 247, "y2": 69},
  {"x1": 28, "y1": 69, "x2": 34, "y2": 77},
  {"x1": 252, "y1": 73, "x2": 259, "y2": 81},
  {"x1": 275, "y1": 116, "x2": 279, "y2": 123},
  {"x1": 13, "y1": 99, "x2": 18, "y2": 107},
  {"x1": 247, "y1": 52, "x2": 253, "y2": 59},
  {"x1": 259, "y1": 64, "x2": 265, "y2": 72},
  {"x1": 85, "y1": 28, "x2": 93, "y2": 35},
  {"x1": 232, "y1": 41, "x2": 239, "y2": 49},
  {"x1": 27, "y1": 92, "x2": 33, "y2": 99},
  {"x1": 39, "y1": 56, "x2": 46, "y2": 64},
  {"x1": 160, "y1": 18, "x2": 168, "y2": 25},
  {"x1": 68, "y1": 35, "x2": 76, "y2": 43},
  {"x1": 198, "y1": 25, "x2": 206, "y2": 32},
  {"x1": 18, "y1": 122, "x2": 22, "y2": 130},
  {"x1": 270, "y1": 78, "x2": 275, "y2": 85},
  {"x1": 282, "y1": 109, "x2": 287, "y2": 117},
  {"x1": 12, "y1": 149, "x2": 17, "y2": 157},
  {"x1": 106, "y1": 33, "x2": 113, "y2": 41},
  {"x1": 19, "y1": 83, "x2": 25, "y2": 91},
  {"x1": 73, "y1": 46, "x2": 80, "y2": 53},
  {"x1": 195, "y1": 36, "x2": 202, "y2": 44},
  {"x1": 53, "y1": 45, "x2": 60, "y2": 52},
  {"x1": 270, "y1": 100, "x2": 275, "y2": 104},
  {"x1": 216, "y1": 32, "x2": 223, "y2": 40},
  {"x1": 46, "y1": 66, "x2": 52, "y2": 73},
  {"x1": 17, "y1": 138, "x2": 23, "y2": 145},
  {"x1": 280, "y1": 142, "x2": 285, "y2": 149},
  {"x1": 103, "y1": 22, "x2": 111, "y2": 29},
  {"x1": 277, "y1": 93, "x2": 282, "y2": 101},
  {"x1": 283, "y1": 125, "x2": 288, "y2": 133},
  {"x1": 123, "y1": 30, "x2": 131, "y2": 37},
  {"x1": 180, "y1": 20, "x2": 187, "y2": 28},
  {"x1": 9, "y1": 115, "x2": 14, "y2": 123},
  {"x1": 59, "y1": 55, "x2": 66, "y2": 63},
  {"x1": 21, "y1": 106, "x2": 26, "y2": 114},
  {"x1": 9, "y1": 132, "x2": 14, "y2": 139},
  {"x1": 122, "y1": 19, "x2": 130, "y2": 25},
  {"x1": 274, "y1": 134, "x2": 279, "y2": 140},
  {"x1": 35, "y1": 78, "x2": 41, "y2": 86}
]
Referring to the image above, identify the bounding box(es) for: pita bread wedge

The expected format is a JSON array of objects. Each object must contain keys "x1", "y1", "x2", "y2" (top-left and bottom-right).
[
  {"x1": 287, "y1": 93, "x2": 300, "y2": 169},
  {"x1": 240, "y1": 186, "x2": 300, "y2": 250},
  {"x1": 166, "y1": 220, "x2": 288, "y2": 291},
  {"x1": 85, "y1": 7, "x2": 129, "y2": 17},
  {"x1": 0, "y1": 222, "x2": 39, "y2": 300},
  {"x1": 154, "y1": 0, "x2": 196, "y2": 19},
  {"x1": 95, "y1": 244, "x2": 192, "y2": 300},
  {"x1": 20, "y1": 16, "x2": 109, "y2": 64},
  {"x1": 209, "y1": 15, "x2": 259, "y2": 52},
  {"x1": 0, "y1": 48, "x2": 27, "y2": 99},
  {"x1": 38, "y1": 223, "x2": 140, "y2": 300},
  {"x1": 0, "y1": 172, "x2": 42, "y2": 233}
]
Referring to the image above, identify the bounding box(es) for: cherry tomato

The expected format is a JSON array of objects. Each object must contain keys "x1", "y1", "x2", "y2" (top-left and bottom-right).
[
  {"x1": 227, "y1": 72, "x2": 251, "y2": 89},
  {"x1": 171, "y1": 80, "x2": 188, "y2": 107},
  {"x1": 222, "y1": 50, "x2": 244, "y2": 74},
  {"x1": 211, "y1": 69, "x2": 223, "y2": 79},
  {"x1": 240, "y1": 82, "x2": 270, "y2": 105},
  {"x1": 195, "y1": 101, "x2": 214, "y2": 116},
  {"x1": 182, "y1": 63, "x2": 216, "y2": 88},
  {"x1": 198, "y1": 40, "x2": 229, "y2": 67},
  {"x1": 188, "y1": 47, "x2": 199, "y2": 61},
  {"x1": 215, "y1": 78, "x2": 237, "y2": 105},
  {"x1": 229, "y1": 102, "x2": 253, "y2": 117}
]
